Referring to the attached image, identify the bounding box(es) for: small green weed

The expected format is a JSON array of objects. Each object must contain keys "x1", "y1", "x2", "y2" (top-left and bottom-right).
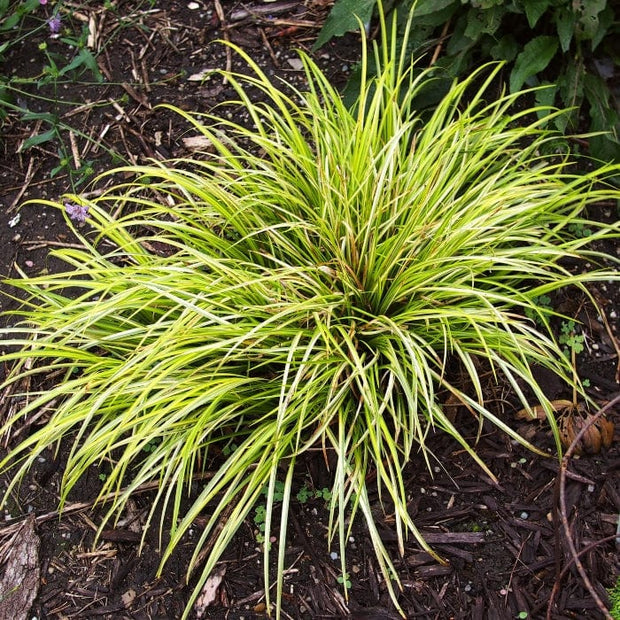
[
  {"x1": 568, "y1": 222, "x2": 593, "y2": 238},
  {"x1": 608, "y1": 575, "x2": 620, "y2": 619},
  {"x1": 524, "y1": 294, "x2": 552, "y2": 325},
  {"x1": 296, "y1": 484, "x2": 332, "y2": 504},
  {"x1": 337, "y1": 573, "x2": 352, "y2": 590},
  {"x1": 0, "y1": 1, "x2": 152, "y2": 190},
  {"x1": 254, "y1": 481, "x2": 285, "y2": 544},
  {"x1": 559, "y1": 320, "x2": 585, "y2": 355}
]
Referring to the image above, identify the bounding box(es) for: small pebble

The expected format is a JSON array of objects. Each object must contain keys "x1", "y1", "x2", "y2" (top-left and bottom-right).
[
  {"x1": 520, "y1": 511, "x2": 529, "y2": 520},
  {"x1": 330, "y1": 551, "x2": 338, "y2": 560}
]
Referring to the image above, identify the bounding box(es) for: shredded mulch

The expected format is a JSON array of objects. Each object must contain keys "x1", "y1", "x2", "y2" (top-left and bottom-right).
[{"x1": 0, "y1": 1, "x2": 618, "y2": 618}]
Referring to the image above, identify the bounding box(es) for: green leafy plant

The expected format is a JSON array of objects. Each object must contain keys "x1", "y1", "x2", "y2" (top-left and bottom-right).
[
  {"x1": 296, "y1": 483, "x2": 333, "y2": 503},
  {"x1": 609, "y1": 575, "x2": 620, "y2": 619},
  {"x1": 523, "y1": 294, "x2": 552, "y2": 325},
  {"x1": 0, "y1": 1, "x2": 153, "y2": 190},
  {"x1": 559, "y1": 320, "x2": 585, "y2": 355},
  {"x1": 1, "y1": 9, "x2": 619, "y2": 619},
  {"x1": 337, "y1": 572, "x2": 352, "y2": 590},
  {"x1": 317, "y1": 0, "x2": 620, "y2": 163},
  {"x1": 255, "y1": 480, "x2": 284, "y2": 544}
]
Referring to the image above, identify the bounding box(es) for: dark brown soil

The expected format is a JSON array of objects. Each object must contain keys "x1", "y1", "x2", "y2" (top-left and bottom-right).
[{"x1": 0, "y1": 2, "x2": 618, "y2": 619}]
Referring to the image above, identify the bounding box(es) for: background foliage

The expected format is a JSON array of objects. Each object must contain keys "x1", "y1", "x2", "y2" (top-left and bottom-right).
[{"x1": 316, "y1": 0, "x2": 620, "y2": 163}]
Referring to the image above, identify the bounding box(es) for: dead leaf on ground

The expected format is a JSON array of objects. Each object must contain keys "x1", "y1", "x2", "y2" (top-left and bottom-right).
[
  {"x1": 515, "y1": 399, "x2": 573, "y2": 421},
  {"x1": 0, "y1": 514, "x2": 40, "y2": 620},
  {"x1": 559, "y1": 411, "x2": 615, "y2": 455},
  {"x1": 516, "y1": 399, "x2": 615, "y2": 455}
]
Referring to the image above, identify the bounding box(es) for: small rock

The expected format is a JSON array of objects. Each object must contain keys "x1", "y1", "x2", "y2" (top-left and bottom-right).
[{"x1": 286, "y1": 58, "x2": 304, "y2": 71}]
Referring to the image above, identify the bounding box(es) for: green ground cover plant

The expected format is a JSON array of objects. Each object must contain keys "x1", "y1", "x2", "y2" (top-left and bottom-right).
[
  {"x1": 317, "y1": 0, "x2": 620, "y2": 163},
  {"x1": 1, "y1": 0, "x2": 153, "y2": 189},
  {"x1": 1, "y1": 8, "x2": 619, "y2": 619},
  {"x1": 609, "y1": 575, "x2": 620, "y2": 619}
]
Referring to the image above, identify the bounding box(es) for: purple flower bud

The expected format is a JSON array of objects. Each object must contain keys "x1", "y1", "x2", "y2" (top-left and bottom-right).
[
  {"x1": 40, "y1": 0, "x2": 48, "y2": 4},
  {"x1": 48, "y1": 15, "x2": 61, "y2": 34},
  {"x1": 65, "y1": 202, "x2": 89, "y2": 224}
]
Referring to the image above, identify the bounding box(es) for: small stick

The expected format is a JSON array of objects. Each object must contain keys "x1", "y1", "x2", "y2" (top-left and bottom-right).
[
  {"x1": 260, "y1": 28, "x2": 279, "y2": 68},
  {"x1": 430, "y1": 19, "x2": 451, "y2": 66},
  {"x1": 69, "y1": 130, "x2": 81, "y2": 170},
  {"x1": 7, "y1": 158, "x2": 37, "y2": 213},
  {"x1": 214, "y1": 0, "x2": 232, "y2": 82}
]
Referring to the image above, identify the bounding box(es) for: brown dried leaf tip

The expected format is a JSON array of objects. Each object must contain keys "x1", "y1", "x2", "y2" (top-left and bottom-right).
[
  {"x1": 516, "y1": 399, "x2": 615, "y2": 455},
  {"x1": 559, "y1": 405, "x2": 615, "y2": 455}
]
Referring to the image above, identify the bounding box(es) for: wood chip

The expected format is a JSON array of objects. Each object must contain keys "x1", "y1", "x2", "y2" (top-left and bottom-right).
[
  {"x1": 193, "y1": 565, "x2": 226, "y2": 618},
  {"x1": 0, "y1": 514, "x2": 40, "y2": 620}
]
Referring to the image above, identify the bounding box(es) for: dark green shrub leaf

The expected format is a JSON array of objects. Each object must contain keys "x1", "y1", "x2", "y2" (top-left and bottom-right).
[
  {"x1": 584, "y1": 72, "x2": 620, "y2": 163},
  {"x1": 464, "y1": 5, "x2": 504, "y2": 41},
  {"x1": 469, "y1": 0, "x2": 503, "y2": 8},
  {"x1": 534, "y1": 82, "x2": 557, "y2": 120},
  {"x1": 575, "y1": 0, "x2": 606, "y2": 41},
  {"x1": 523, "y1": 0, "x2": 552, "y2": 28},
  {"x1": 592, "y1": 6, "x2": 614, "y2": 50},
  {"x1": 554, "y1": 7, "x2": 576, "y2": 52},
  {"x1": 509, "y1": 36, "x2": 558, "y2": 92},
  {"x1": 489, "y1": 34, "x2": 518, "y2": 62},
  {"x1": 313, "y1": 0, "x2": 376, "y2": 49},
  {"x1": 447, "y1": 14, "x2": 475, "y2": 55},
  {"x1": 556, "y1": 59, "x2": 584, "y2": 109},
  {"x1": 413, "y1": 0, "x2": 457, "y2": 17}
]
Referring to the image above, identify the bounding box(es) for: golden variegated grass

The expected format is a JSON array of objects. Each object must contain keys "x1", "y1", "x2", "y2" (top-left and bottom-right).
[{"x1": 1, "y1": 12, "x2": 619, "y2": 618}]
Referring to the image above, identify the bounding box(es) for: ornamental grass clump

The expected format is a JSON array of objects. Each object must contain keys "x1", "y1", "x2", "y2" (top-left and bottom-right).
[{"x1": 1, "y1": 12, "x2": 619, "y2": 618}]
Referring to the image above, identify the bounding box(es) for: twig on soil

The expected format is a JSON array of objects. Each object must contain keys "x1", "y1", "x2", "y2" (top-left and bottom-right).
[
  {"x1": 548, "y1": 392, "x2": 620, "y2": 620},
  {"x1": 7, "y1": 157, "x2": 38, "y2": 213},
  {"x1": 260, "y1": 28, "x2": 280, "y2": 68},
  {"x1": 213, "y1": 0, "x2": 232, "y2": 81},
  {"x1": 229, "y1": 2, "x2": 299, "y2": 23},
  {"x1": 69, "y1": 130, "x2": 81, "y2": 170}
]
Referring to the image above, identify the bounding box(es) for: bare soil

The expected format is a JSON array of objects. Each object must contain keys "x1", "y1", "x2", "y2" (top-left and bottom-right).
[{"x1": 0, "y1": 2, "x2": 618, "y2": 619}]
